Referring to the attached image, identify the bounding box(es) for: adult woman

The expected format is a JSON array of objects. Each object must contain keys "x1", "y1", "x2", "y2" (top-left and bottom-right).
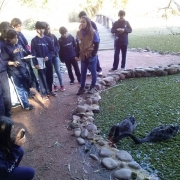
[
  {"x1": 0, "y1": 116, "x2": 34, "y2": 179},
  {"x1": 76, "y1": 16, "x2": 99, "y2": 95}
]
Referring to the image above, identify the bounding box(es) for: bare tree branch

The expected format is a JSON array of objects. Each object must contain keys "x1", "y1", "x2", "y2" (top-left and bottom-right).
[{"x1": 173, "y1": 0, "x2": 180, "y2": 11}]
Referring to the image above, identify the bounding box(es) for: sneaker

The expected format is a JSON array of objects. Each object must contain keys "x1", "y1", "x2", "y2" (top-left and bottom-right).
[
  {"x1": 87, "y1": 70, "x2": 91, "y2": 76},
  {"x1": 49, "y1": 91, "x2": 57, "y2": 96},
  {"x1": 60, "y1": 86, "x2": 65, "y2": 91},
  {"x1": 121, "y1": 68, "x2": 126, "y2": 71},
  {"x1": 24, "y1": 104, "x2": 34, "y2": 110},
  {"x1": 88, "y1": 87, "x2": 98, "y2": 94},
  {"x1": 109, "y1": 68, "x2": 117, "y2": 72},
  {"x1": 69, "y1": 80, "x2": 74, "y2": 85},
  {"x1": 76, "y1": 87, "x2": 86, "y2": 95},
  {"x1": 54, "y1": 85, "x2": 58, "y2": 92},
  {"x1": 97, "y1": 71, "x2": 102, "y2": 76}
]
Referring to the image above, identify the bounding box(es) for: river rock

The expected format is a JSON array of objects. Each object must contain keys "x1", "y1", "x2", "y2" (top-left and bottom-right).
[
  {"x1": 116, "y1": 150, "x2": 132, "y2": 162},
  {"x1": 99, "y1": 147, "x2": 113, "y2": 157},
  {"x1": 81, "y1": 129, "x2": 89, "y2": 138},
  {"x1": 76, "y1": 105, "x2": 87, "y2": 114},
  {"x1": 113, "y1": 168, "x2": 132, "y2": 180},
  {"x1": 74, "y1": 128, "x2": 81, "y2": 137},
  {"x1": 77, "y1": 137, "x2": 85, "y2": 145},
  {"x1": 86, "y1": 124, "x2": 97, "y2": 132},
  {"x1": 128, "y1": 161, "x2": 141, "y2": 169},
  {"x1": 101, "y1": 157, "x2": 118, "y2": 170}
]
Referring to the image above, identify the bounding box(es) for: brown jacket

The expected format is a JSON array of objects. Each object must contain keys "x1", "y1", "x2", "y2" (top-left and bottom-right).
[{"x1": 76, "y1": 30, "x2": 95, "y2": 60}]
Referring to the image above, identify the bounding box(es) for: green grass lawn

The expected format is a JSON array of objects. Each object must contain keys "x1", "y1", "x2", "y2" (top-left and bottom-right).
[
  {"x1": 129, "y1": 27, "x2": 180, "y2": 53},
  {"x1": 95, "y1": 74, "x2": 180, "y2": 180}
]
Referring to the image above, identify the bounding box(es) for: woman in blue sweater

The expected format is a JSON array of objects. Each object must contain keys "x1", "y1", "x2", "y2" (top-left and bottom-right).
[{"x1": 0, "y1": 116, "x2": 34, "y2": 179}]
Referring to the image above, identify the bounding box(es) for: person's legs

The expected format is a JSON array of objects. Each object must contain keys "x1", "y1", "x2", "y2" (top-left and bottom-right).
[
  {"x1": 112, "y1": 43, "x2": 120, "y2": 70},
  {"x1": 120, "y1": 45, "x2": 128, "y2": 69},
  {"x1": 1, "y1": 71, "x2": 11, "y2": 116},
  {"x1": 96, "y1": 55, "x2": 102, "y2": 73},
  {"x1": 76, "y1": 60, "x2": 88, "y2": 95},
  {"x1": 15, "y1": 147, "x2": 24, "y2": 167},
  {"x1": 52, "y1": 56, "x2": 63, "y2": 86},
  {"x1": 65, "y1": 60, "x2": 75, "y2": 82},
  {"x1": 80, "y1": 60, "x2": 89, "y2": 88},
  {"x1": 7, "y1": 167, "x2": 35, "y2": 180},
  {"x1": 45, "y1": 60, "x2": 53, "y2": 92},
  {"x1": 0, "y1": 87, "x2": 5, "y2": 116},
  {"x1": 38, "y1": 69, "x2": 49, "y2": 97},
  {"x1": 26, "y1": 60, "x2": 40, "y2": 91},
  {"x1": 88, "y1": 56, "x2": 97, "y2": 88},
  {"x1": 12, "y1": 76, "x2": 30, "y2": 109},
  {"x1": 71, "y1": 59, "x2": 81, "y2": 82}
]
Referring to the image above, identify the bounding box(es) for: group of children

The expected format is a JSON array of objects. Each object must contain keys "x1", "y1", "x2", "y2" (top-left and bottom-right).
[{"x1": 0, "y1": 13, "x2": 101, "y2": 179}]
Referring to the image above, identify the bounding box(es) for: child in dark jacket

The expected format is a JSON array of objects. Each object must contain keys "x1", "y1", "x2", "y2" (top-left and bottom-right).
[
  {"x1": 0, "y1": 22, "x2": 12, "y2": 117},
  {"x1": 110, "y1": 10, "x2": 132, "y2": 71},
  {"x1": 0, "y1": 116, "x2": 34, "y2": 179},
  {"x1": 31, "y1": 21, "x2": 56, "y2": 99},
  {"x1": 11, "y1": 18, "x2": 40, "y2": 95},
  {"x1": 44, "y1": 23, "x2": 65, "y2": 91},
  {"x1": 4, "y1": 29, "x2": 34, "y2": 110},
  {"x1": 59, "y1": 26, "x2": 81, "y2": 85}
]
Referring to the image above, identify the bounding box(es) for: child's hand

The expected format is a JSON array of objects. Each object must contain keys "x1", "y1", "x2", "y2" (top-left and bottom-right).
[
  {"x1": 13, "y1": 48, "x2": 23, "y2": 54},
  {"x1": 44, "y1": 56, "x2": 48, "y2": 61},
  {"x1": 15, "y1": 129, "x2": 26, "y2": 146},
  {"x1": 13, "y1": 61, "x2": 20, "y2": 67},
  {"x1": 35, "y1": 65, "x2": 39, "y2": 69}
]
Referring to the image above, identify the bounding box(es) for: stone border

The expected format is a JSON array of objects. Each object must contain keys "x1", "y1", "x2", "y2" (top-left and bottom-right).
[{"x1": 68, "y1": 63, "x2": 180, "y2": 180}]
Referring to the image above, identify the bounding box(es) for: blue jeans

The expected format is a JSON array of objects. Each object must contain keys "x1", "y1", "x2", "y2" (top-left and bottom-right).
[
  {"x1": 4, "y1": 147, "x2": 35, "y2": 180},
  {"x1": 113, "y1": 44, "x2": 127, "y2": 70},
  {"x1": 81, "y1": 56, "x2": 97, "y2": 88},
  {"x1": 12, "y1": 75, "x2": 30, "y2": 109},
  {"x1": 52, "y1": 56, "x2": 63, "y2": 86}
]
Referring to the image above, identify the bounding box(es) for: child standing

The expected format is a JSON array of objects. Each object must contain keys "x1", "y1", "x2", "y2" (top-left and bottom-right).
[
  {"x1": 59, "y1": 26, "x2": 81, "y2": 85},
  {"x1": 4, "y1": 29, "x2": 34, "y2": 110},
  {"x1": 76, "y1": 16, "x2": 99, "y2": 95},
  {"x1": 11, "y1": 18, "x2": 40, "y2": 94},
  {"x1": 31, "y1": 21, "x2": 56, "y2": 99},
  {"x1": 44, "y1": 23, "x2": 65, "y2": 91},
  {"x1": 0, "y1": 22, "x2": 12, "y2": 117}
]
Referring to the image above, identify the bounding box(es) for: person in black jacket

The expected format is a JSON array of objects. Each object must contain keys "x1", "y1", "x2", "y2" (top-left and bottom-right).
[
  {"x1": 0, "y1": 116, "x2": 34, "y2": 179},
  {"x1": 0, "y1": 22, "x2": 12, "y2": 117},
  {"x1": 11, "y1": 18, "x2": 40, "y2": 95},
  {"x1": 110, "y1": 10, "x2": 132, "y2": 71},
  {"x1": 59, "y1": 26, "x2": 81, "y2": 85}
]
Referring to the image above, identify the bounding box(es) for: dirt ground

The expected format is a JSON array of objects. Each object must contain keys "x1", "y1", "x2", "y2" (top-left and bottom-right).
[{"x1": 11, "y1": 50, "x2": 180, "y2": 180}]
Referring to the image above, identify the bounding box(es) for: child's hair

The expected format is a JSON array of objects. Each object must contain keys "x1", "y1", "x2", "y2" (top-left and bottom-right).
[
  {"x1": 59, "y1": 26, "x2": 67, "y2": 35},
  {"x1": 6, "y1": 28, "x2": 18, "y2": 41},
  {"x1": 0, "y1": 116, "x2": 14, "y2": 155},
  {"x1": 0, "y1": 21, "x2": 11, "y2": 40},
  {"x1": 11, "y1": 18, "x2": 22, "y2": 27},
  {"x1": 118, "y1": 10, "x2": 125, "y2": 16},
  {"x1": 35, "y1": 21, "x2": 46, "y2": 29},
  {"x1": 78, "y1": 11, "x2": 87, "y2": 18},
  {"x1": 80, "y1": 16, "x2": 94, "y2": 38}
]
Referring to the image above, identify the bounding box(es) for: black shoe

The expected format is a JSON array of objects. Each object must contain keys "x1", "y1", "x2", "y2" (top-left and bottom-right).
[
  {"x1": 69, "y1": 80, "x2": 74, "y2": 85},
  {"x1": 48, "y1": 91, "x2": 57, "y2": 97},
  {"x1": 88, "y1": 87, "x2": 98, "y2": 94},
  {"x1": 76, "y1": 87, "x2": 86, "y2": 95},
  {"x1": 109, "y1": 68, "x2": 117, "y2": 72},
  {"x1": 24, "y1": 104, "x2": 34, "y2": 110}
]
